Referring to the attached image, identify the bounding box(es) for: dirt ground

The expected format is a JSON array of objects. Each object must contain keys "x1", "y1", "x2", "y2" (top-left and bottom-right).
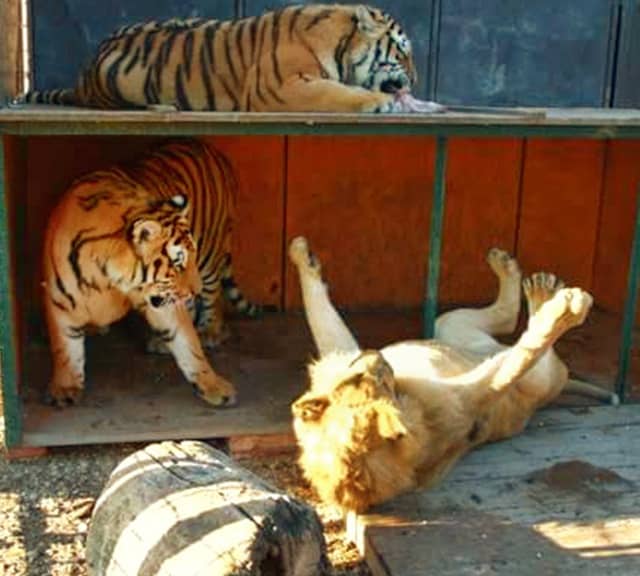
[{"x1": 0, "y1": 394, "x2": 370, "y2": 576}]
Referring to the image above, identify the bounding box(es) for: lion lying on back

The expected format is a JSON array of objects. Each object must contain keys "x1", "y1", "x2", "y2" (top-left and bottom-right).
[{"x1": 288, "y1": 237, "x2": 617, "y2": 513}]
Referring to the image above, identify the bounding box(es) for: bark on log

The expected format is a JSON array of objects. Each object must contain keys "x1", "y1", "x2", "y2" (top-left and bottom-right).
[{"x1": 86, "y1": 440, "x2": 329, "y2": 576}]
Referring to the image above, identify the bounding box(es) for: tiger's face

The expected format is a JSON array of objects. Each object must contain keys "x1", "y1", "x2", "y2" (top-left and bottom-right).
[
  {"x1": 130, "y1": 194, "x2": 201, "y2": 308},
  {"x1": 351, "y1": 6, "x2": 417, "y2": 94}
]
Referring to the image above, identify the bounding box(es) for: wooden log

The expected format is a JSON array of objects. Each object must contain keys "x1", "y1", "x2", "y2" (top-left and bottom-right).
[{"x1": 86, "y1": 440, "x2": 329, "y2": 576}]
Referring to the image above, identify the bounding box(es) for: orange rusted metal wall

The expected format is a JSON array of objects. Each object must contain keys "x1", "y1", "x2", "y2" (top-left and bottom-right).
[{"x1": 19, "y1": 136, "x2": 640, "y2": 323}]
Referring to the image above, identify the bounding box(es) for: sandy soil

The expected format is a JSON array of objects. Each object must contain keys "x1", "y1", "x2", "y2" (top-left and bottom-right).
[{"x1": 0, "y1": 394, "x2": 370, "y2": 576}]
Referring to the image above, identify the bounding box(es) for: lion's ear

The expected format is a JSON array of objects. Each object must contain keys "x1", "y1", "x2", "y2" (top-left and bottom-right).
[
  {"x1": 292, "y1": 394, "x2": 329, "y2": 422},
  {"x1": 374, "y1": 401, "x2": 407, "y2": 441}
]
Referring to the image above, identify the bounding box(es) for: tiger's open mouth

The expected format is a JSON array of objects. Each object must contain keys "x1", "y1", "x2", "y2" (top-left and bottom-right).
[
  {"x1": 150, "y1": 294, "x2": 168, "y2": 308},
  {"x1": 380, "y1": 78, "x2": 406, "y2": 94}
]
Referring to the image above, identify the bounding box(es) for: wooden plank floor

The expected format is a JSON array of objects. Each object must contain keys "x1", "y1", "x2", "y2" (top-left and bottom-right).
[
  {"x1": 21, "y1": 313, "x2": 315, "y2": 447},
  {"x1": 18, "y1": 306, "x2": 635, "y2": 448},
  {"x1": 348, "y1": 405, "x2": 640, "y2": 576},
  {"x1": 19, "y1": 310, "x2": 424, "y2": 447}
]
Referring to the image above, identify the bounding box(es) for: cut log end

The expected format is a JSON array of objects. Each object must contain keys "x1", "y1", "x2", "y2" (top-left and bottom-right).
[{"x1": 86, "y1": 440, "x2": 329, "y2": 576}]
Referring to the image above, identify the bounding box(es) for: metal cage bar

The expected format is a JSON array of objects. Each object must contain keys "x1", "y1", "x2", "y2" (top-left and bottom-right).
[
  {"x1": 0, "y1": 136, "x2": 22, "y2": 446},
  {"x1": 615, "y1": 185, "x2": 640, "y2": 402},
  {"x1": 423, "y1": 135, "x2": 448, "y2": 339}
]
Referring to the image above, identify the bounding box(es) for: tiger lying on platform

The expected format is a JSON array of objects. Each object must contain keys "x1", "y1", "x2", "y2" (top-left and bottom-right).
[
  {"x1": 288, "y1": 237, "x2": 618, "y2": 513},
  {"x1": 42, "y1": 139, "x2": 257, "y2": 407},
  {"x1": 22, "y1": 4, "x2": 443, "y2": 114}
]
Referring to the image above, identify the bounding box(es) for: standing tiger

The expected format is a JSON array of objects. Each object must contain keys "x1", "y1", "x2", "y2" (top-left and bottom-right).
[
  {"x1": 42, "y1": 139, "x2": 257, "y2": 407},
  {"x1": 23, "y1": 4, "x2": 443, "y2": 113}
]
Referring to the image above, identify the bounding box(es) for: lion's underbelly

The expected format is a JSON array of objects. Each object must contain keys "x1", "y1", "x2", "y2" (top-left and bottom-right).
[{"x1": 381, "y1": 340, "x2": 478, "y2": 381}]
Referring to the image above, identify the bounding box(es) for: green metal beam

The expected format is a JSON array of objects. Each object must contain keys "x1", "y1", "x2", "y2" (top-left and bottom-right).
[
  {"x1": 0, "y1": 136, "x2": 22, "y2": 447},
  {"x1": 3, "y1": 121, "x2": 640, "y2": 139},
  {"x1": 424, "y1": 135, "x2": 448, "y2": 339},
  {"x1": 615, "y1": 185, "x2": 640, "y2": 403}
]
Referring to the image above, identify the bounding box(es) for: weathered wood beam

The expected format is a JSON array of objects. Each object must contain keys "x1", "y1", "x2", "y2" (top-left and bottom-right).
[{"x1": 0, "y1": 0, "x2": 21, "y2": 105}]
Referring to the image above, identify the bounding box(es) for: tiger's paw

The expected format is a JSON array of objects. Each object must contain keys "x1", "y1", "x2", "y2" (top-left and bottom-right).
[
  {"x1": 47, "y1": 380, "x2": 84, "y2": 407},
  {"x1": 193, "y1": 373, "x2": 237, "y2": 407}
]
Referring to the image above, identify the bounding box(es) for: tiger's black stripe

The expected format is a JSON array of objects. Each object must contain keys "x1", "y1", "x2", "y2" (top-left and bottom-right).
[
  {"x1": 183, "y1": 31, "x2": 195, "y2": 79},
  {"x1": 271, "y1": 8, "x2": 283, "y2": 86},
  {"x1": 224, "y1": 25, "x2": 240, "y2": 89},
  {"x1": 53, "y1": 267, "x2": 76, "y2": 310},
  {"x1": 175, "y1": 65, "x2": 192, "y2": 109},
  {"x1": 235, "y1": 20, "x2": 247, "y2": 71},
  {"x1": 305, "y1": 8, "x2": 333, "y2": 31},
  {"x1": 254, "y1": 16, "x2": 268, "y2": 104}
]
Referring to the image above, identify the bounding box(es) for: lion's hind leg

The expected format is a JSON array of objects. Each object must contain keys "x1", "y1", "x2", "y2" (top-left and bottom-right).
[
  {"x1": 435, "y1": 248, "x2": 522, "y2": 356},
  {"x1": 289, "y1": 237, "x2": 360, "y2": 357},
  {"x1": 523, "y1": 272, "x2": 564, "y2": 316}
]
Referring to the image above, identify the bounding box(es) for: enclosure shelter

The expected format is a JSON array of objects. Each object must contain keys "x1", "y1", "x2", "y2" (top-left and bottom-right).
[{"x1": 0, "y1": 1, "x2": 639, "y2": 456}]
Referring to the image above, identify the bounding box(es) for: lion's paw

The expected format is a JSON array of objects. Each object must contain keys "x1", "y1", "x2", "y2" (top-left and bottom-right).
[
  {"x1": 289, "y1": 236, "x2": 322, "y2": 278},
  {"x1": 523, "y1": 272, "x2": 565, "y2": 316},
  {"x1": 532, "y1": 287, "x2": 593, "y2": 338},
  {"x1": 486, "y1": 248, "x2": 520, "y2": 280}
]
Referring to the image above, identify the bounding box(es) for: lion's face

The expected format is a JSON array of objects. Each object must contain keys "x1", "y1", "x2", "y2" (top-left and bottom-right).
[{"x1": 292, "y1": 351, "x2": 410, "y2": 512}]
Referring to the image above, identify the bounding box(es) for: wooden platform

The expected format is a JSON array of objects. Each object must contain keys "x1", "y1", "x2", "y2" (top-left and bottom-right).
[
  {"x1": 18, "y1": 310, "x2": 422, "y2": 448},
  {"x1": 3, "y1": 105, "x2": 640, "y2": 137},
  {"x1": 348, "y1": 405, "x2": 640, "y2": 576},
  {"x1": 20, "y1": 313, "x2": 315, "y2": 447}
]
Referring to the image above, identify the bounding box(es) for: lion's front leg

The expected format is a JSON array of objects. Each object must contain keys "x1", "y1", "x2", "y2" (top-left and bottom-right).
[
  {"x1": 289, "y1": 237, "x2": 360, "y2": 357},
  {"x1": 489, "y1": 287, "x2": 593, "y2": 395}
]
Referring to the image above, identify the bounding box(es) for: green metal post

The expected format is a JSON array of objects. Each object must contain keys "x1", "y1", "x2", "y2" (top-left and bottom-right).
[
  {"x1": 615, "y1": 185, "x2": 640, "y2": 403},
  {"x1": 424, "y1": 135, "x2": 448, "y2": 338},
  {"x1": 0, "y1": 136, "x2": 22, "y2": 446}
]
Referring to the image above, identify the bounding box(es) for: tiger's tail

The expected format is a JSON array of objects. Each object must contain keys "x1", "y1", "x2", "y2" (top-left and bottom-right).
[
  {"x1": 220, "y1": 254, "x2": 261, "y2": 317},
  {"x1": 17, "y1": 88, "x2": 78, "y2": 106}
]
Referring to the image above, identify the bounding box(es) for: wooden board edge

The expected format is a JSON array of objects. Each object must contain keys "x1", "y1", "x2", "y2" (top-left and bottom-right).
[
  {"x1": 4, "y1": 445, "x2": 49, "y2": 460},
  {"x1": 346, "y1": 512, "x2": 391, "y2": 576},
  {"x1": 229, "y1": 432, "x2": 297, "y2": 458}
]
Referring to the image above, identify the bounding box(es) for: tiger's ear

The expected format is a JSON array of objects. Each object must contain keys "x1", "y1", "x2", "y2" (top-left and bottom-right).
[
  {"x1": 355, "y1": 5, "x2": 383, "y2": 36},
  {"x1": 292, "y1": 394, "x2": 329, "y2": 422},
  {"x1": 131, "y1": 219, "x2": 163, "y2": 246}
]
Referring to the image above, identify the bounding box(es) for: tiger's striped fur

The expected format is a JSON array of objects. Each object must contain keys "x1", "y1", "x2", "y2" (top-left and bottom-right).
[
  {"x1": 24, "y1": 4, "x2": 416, "y2": 113},
  {"x1": 42, "y1": 139, "x2": 256, "y2": 407}
]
